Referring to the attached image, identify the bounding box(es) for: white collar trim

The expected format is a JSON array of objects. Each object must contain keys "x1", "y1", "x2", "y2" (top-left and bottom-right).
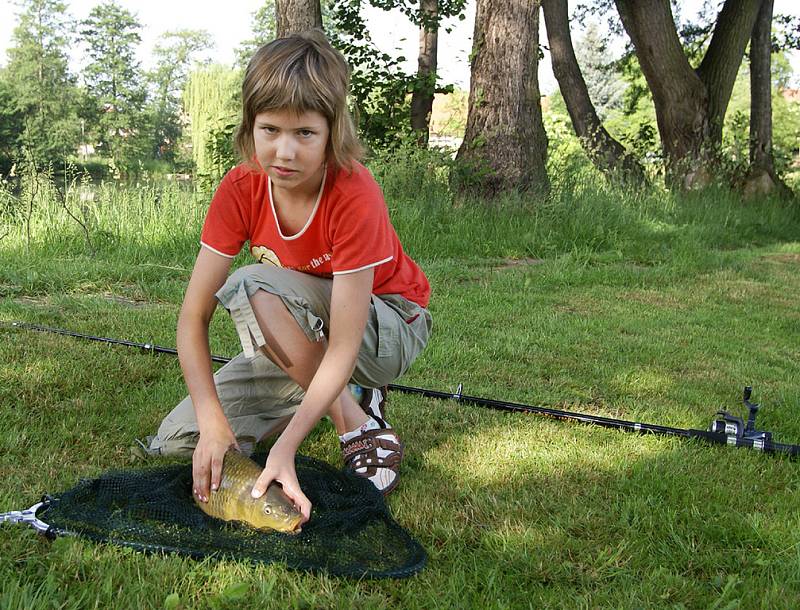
[{"x1": 268, "y1": 167, "x2": 327, "y2": 241}]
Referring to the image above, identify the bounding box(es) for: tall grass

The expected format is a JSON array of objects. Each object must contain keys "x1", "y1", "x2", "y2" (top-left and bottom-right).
[{"x1": 1, "y1": 146, "x2": 798, "y2": 288}]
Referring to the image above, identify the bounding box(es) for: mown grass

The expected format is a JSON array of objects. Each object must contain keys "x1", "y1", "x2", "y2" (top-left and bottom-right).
[{"x1": 1, "y1": 155, "x2": 800, "y2": 609}]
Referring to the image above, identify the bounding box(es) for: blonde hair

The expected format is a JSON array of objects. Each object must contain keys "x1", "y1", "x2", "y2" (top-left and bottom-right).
[{"x1": 235, "y1": 29, "x2": 363, "y2": 172}]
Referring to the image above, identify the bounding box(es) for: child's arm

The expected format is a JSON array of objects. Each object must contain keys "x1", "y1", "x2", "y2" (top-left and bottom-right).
[
  {"x1": 177, "y1": 247, "x2": 235, "y2": 503},
  {"x1": 250, "y1": 267, "x2": 374, "y2": 518}
]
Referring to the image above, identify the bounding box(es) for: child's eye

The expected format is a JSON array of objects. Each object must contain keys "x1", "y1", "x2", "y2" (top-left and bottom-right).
[{"x1": 298, "y1": 129, "x2": 314, "y2": 137}]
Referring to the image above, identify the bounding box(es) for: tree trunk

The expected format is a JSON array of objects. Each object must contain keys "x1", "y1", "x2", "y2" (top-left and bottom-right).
[
  {"x1": 542, "y1": 0, "x2": 645, "y2": 183},
  {"x1": 615, "y1": 0, "x2": 710, "y2": 189},
  {"x1": 410, "y1": 0, "x2": 439, "y2": 147},
  {"x1": 749, "y1": 0, "x2": 773, "y2": 174},
  {"x1": 614, "y1": 0, "x2": 759, "y2": 190},
  {"x1": 455, "y1": 0, "x2": 549, "y2": 197},
  {"x1": 276, "y1": 0, "x2": 322, "y2": 37},
  {"x1": 696, "y1": 0, "x2": 761, "y2": 143},
  {"x1": 745, "y1": 0, "x2": 793, "y2": 200}
]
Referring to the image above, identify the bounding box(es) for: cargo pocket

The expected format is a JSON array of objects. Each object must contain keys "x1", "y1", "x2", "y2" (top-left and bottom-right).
[{"x1": 372, "y1": 295, "x2": 401, "y2": 359}]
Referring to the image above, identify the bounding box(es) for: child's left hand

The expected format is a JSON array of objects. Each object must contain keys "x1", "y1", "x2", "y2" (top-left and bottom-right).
[{"x1": 251, "y1": 442, "x2": 311, "y2": 523}]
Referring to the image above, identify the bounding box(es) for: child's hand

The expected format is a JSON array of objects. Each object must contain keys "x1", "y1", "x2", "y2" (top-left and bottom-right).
[
  {"x1": 192, "y1": 424, "x2": 239, "y2": 503},
  {"x1": 251, "y1": 442, "x2": 311, "y2": 524}
]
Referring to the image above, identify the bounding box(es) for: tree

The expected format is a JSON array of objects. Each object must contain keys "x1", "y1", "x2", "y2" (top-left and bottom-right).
[
  {"x1": 81, "y1": 0, "x2": 148, "y2": 170},
  {"x1": 149, "y1": 29, "x2": 213, "y2": 162},
  {"x1": 236, "y1": 1, "x2": 277, "y2": 67},
  {"x1": 574, "y1": 23, "x2": 625, "y2": 120},
  {"x1": 614, "y1": 0, "x2": 761, "y2": 189},
  {"x1": 0, "y1": 72, "x2": 25, "y2": 173},
  {"x1": 402, "y1": 0, "x2": 467, "y2": 146},
  {"x1": 409, "y1": 0, "x2": 439, "y2": 146},
  {"x1": 542, "y1": 0, "x2": 644, "y2": 182},
  {"x1": 744, "y1": 0, "x2": 792, "y2": 199},
  {"x1": 327, "y1": 0, "x2": 414, "y2": 149},
  {"x1": 455, "y1": 0, "x2": 548, "y2": 197},
  {"x1": 4, "y1": 0, "x2": 81, "y2": 165},
  {"x1": 183, "y1": 65, "x2": 241, "y2": 188},
  {"x1": 276, "y1": 0, "x2": 322, "y2": 36}
]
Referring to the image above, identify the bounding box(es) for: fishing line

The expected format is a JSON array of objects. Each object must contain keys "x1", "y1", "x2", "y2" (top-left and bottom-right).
[{"x1": 6, "y1": 320, "x2": 800, "y2": 458}]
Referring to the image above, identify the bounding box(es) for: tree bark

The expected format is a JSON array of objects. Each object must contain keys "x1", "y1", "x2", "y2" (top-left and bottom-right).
[
  {"x1": 696, "y1": 0, "x2": 761, "y2": 143},
  {"x1": 745, "y1": 0, "x2": 792, "y2": 199},
  {"x1": 410, "y1": 0, "x2": 439, "y2": 146},
  {"x1": 749, "y1": 0, "x2": 773, "y2": 174},
  {"x1": 276, "y1": 0, "x2": 322, "y2": 37},
  {"x1": 614, "y1": 0, "x2": 759, "y2": 190},
  {"x1": 542, "y1": 0, "x2": 645, "y2": 183},
  {"x1": 455, "y1": 0, "x2": 549, "y2": 197}
]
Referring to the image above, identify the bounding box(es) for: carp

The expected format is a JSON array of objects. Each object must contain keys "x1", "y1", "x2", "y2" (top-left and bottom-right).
[{"x1": 194, "y1": 450, "x2": 303, "y2": 533}]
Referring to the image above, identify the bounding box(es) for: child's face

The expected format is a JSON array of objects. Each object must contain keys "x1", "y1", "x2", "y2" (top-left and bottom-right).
[{"x1": 253, "y1": 108, "x2": 330, "y2": 198}]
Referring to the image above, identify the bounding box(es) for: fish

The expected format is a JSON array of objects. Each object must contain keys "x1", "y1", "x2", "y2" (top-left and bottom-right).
[{"x1": 194, "y1": 450, "x2": 303, "y2": 533}]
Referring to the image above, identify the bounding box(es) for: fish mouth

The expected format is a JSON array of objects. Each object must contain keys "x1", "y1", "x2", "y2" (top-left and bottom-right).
[
  {"x1": 260, "y1": 517, "x2": 302, "y2": 534},
  {"x1": 282, "y1": 514, "x2": 304, "y2": 533}
]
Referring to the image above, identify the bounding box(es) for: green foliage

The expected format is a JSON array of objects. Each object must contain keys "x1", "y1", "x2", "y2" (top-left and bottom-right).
[
  {"x1": 235, "y1": 1, "x2": 277, "y2": 69},
  {"x1": 80, "y1": 1, "x2": 149, "y2": 173},
  {"x1": 574, "y1": 22, "x2": 626, "y2": 121},
  {"x1": 326, "y1": 0, "x2": 466, "y2": 149},
  {"x1": 0, "y1": 74, "x2": 24, "y2": 175},
  {"x1": 183, "y1": 65, "x2": 241, "y2": 190},
  {"x1": 148, "y1": 30, "x2": 213, "y2": 164},
  {"x1": 720, "y1": 57, "x2": 800, "y2": 186},
  {"x1": 3, "y1": 0, "x2": 81, "y2": 166},
  {"x1": 327, "y1": 0, "x2": 415, "y2": 150}
]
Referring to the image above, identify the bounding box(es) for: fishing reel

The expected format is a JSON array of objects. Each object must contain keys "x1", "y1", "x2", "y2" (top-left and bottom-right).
[{"x1": 709, "y1": 386, "x2": 772, "y2": 443}]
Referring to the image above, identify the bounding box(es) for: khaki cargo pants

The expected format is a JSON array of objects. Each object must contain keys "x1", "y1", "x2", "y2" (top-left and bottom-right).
[{"x1": 145, "y1": 264, "x2": 432, "y2": 456}]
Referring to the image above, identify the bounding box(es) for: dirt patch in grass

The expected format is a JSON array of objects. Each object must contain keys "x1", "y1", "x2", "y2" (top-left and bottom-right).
[
  {"x1": 12, "y1": 295, "x2": 50, "y2": 306},
  {"x1": 12, "y1": 292, "x2": 156, "y2": 309},
  {"x1": 493, "y1": 257, "x2": 545, "y2": 271},
  {"x1": 760, "y1": 253, "x2": 800, "y2": 264},
  {"x1": 618, "y1": 289, "x2": 691, "y2": 309},
  {"x1": 101, "y1": 292, "x2": 152, "y2": 308}
]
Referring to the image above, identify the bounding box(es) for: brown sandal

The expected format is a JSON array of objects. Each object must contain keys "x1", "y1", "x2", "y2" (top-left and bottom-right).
[{"x1": 341, "y1": 427, "x2": 404, "y2": 495}]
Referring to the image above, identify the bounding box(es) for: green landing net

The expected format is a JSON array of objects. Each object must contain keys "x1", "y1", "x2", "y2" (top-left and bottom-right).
[{"x1": 30, "y1": 454, "x2": 427, "y2": 579}]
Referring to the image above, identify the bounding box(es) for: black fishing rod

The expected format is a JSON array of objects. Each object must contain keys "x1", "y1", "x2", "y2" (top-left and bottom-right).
[{"x1": 6, "y1": 321, "x2": 800, "y2": 458}]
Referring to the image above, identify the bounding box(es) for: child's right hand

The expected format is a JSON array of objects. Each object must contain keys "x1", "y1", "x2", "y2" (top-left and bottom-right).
[{"x1": 192, "y1": 423, "x2": 240, "y2": 503}]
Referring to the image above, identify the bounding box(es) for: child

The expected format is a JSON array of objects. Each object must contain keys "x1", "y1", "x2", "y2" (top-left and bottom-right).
[{"x1": 144, "y1": 30, "x2": 432, "y2": 524}]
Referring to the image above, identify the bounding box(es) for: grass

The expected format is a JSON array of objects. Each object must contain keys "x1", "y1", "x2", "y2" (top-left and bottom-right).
[{"x1": 1, "y1": 156, "x2": 800, "y2": 608}]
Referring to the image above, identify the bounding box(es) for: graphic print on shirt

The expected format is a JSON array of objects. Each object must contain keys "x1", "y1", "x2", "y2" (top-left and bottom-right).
[
  {"x1": 251, "y1": 245, "x2": 282, "y2": 267},
  {"x1": 251, "y1": 243, "x2": 335, "y2": 276}
]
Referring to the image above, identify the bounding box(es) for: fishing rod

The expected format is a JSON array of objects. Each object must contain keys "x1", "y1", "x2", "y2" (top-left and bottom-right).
[{"x1": 6, "y1": 320, "x2": 800, "y2": 458}]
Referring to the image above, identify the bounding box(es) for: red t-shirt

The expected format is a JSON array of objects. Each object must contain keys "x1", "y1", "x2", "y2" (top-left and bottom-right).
[{"x1": 200, "y1": 162, "x2": 430, "y2": 308}]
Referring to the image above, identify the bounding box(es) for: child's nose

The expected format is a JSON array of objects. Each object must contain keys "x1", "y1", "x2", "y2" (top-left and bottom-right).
[{"x1": 275, "y1": 136, "x2": 296, "y2": 160}]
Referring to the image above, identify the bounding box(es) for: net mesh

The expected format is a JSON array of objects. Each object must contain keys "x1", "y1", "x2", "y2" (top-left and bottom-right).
[{"x1": 38, "y1": 454, "x2": 426, "y2": 579}]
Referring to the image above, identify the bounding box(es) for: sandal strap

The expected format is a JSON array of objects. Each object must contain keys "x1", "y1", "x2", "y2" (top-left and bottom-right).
[
  {"x1": 358, "y1": 386, "x2": 389, "y2": 423},
  {"x1": 341, "y1": 428, "x2": 403, "y2": 470}
]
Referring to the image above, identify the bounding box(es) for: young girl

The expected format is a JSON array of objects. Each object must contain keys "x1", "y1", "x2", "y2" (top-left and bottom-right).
[{"x1": 144, "y1": 30, "x2": 431, "y2": 524}]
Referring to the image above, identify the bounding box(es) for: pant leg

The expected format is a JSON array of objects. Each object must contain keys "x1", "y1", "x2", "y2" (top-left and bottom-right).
[{"x1": 146, "y1": 351, "x2": 304, "y2": 456}]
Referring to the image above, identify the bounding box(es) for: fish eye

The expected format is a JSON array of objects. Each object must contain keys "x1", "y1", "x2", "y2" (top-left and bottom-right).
[{"x1": 263, "y1": 506, "x2": 272, "y2": 515}]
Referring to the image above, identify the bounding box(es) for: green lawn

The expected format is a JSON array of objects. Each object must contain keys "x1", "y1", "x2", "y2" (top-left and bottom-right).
[{"x1": 1, "y1": 168, "x2": 800, "y2": 608}]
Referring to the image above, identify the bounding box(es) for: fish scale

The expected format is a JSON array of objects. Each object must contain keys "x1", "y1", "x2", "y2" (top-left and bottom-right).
[{"x1": 195, "y1": 451, "x2": 303, "y2": 533}]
